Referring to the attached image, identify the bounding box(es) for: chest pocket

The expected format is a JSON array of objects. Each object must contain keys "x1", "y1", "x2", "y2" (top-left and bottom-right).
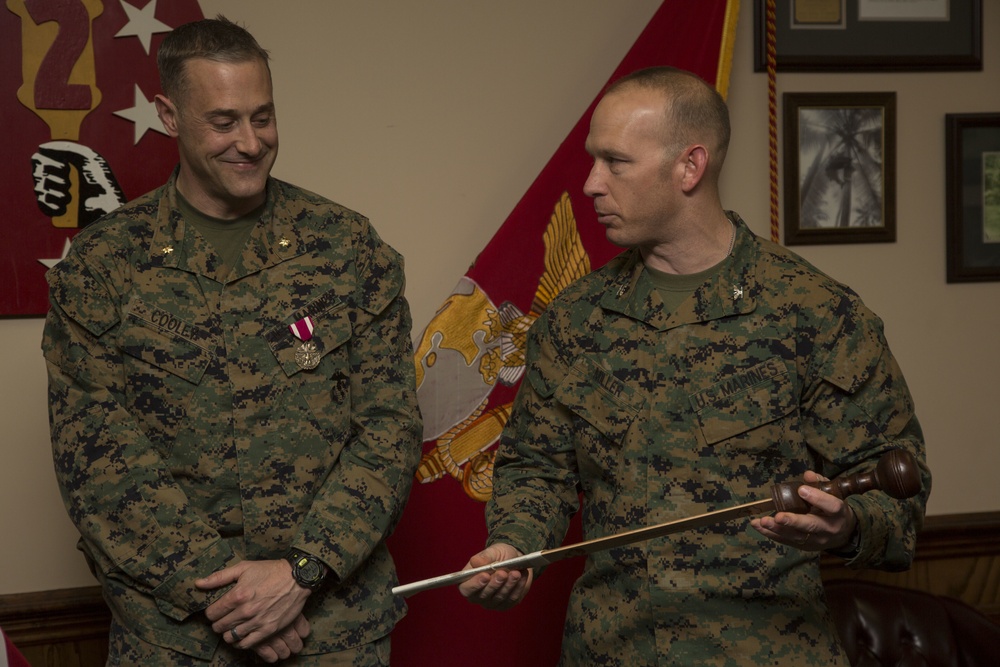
[
  {"x1": 551, "y1": 357, "x2": 643, "y2": 486},
  {"x1": 263, "y1": 291, "x2": 352, "y2": 377},
  {"x1": 690, "y1": 357, "x2": 796, "y2": 446},
  {"x1": 117, "y1": 299, "x2": 213, "y2": 384}
]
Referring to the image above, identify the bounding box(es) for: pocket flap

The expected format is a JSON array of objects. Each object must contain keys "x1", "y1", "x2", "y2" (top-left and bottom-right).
[
  {"x1": 118, "y1": 300, "x2": 213, "y2": 384},
  {"x1": 264, "y1": 291, "x2": 351, "y2": 377},
  {"x1": 690, "y1": 358, "x2": 796, "y2": 445},
  {"x1": 553, "y1": 357, "x2": 642, "y2": 443}
]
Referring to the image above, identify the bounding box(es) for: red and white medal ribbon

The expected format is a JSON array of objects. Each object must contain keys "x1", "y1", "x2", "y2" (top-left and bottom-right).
[{"x1": 290, "y1": 316, "x2": 315, "y2": 342}]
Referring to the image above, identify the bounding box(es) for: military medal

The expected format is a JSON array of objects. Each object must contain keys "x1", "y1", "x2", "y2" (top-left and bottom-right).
[{"x1": 290, "y1": 316, "x2": 321, "y2": 370}]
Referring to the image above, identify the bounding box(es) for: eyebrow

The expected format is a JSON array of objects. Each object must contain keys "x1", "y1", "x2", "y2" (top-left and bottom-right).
[
  {"x1": 206, "y1": 102, "x2": 275, "y2": 119},
  {"x1": 586, "y1": 143, "x2": 627, "y2": 160}
]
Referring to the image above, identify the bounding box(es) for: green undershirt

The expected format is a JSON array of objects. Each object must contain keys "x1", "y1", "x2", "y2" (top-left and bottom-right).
[
  {"x1": 645, "y1": 260, "x2": 725, "y2": 314},
  {"x1": 177, "y1": 193, "x2": 263, "y2": 276}
]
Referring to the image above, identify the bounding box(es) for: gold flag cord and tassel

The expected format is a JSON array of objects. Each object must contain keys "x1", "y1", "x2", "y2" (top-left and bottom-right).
[{"x1": 766, "y1": 0, "x2": 780, "y2": 243}]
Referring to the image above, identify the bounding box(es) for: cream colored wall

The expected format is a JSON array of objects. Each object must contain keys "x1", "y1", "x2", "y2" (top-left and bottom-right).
[{"x1": 2, "y1": 1, "x2": 996, "y2": 595}]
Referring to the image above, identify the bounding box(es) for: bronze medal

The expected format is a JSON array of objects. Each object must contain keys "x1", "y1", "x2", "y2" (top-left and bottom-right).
[{"x1": 295, "y1": 340, "x2": 321, "y2": 370}]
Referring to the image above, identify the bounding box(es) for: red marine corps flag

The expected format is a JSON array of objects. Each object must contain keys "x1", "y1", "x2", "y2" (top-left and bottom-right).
[
  {"x1": 1, "y1": 0, "x2": 204, "y2": 315},
  {"x1": 388, "y1": 2, "x2": 739, "y2": 665}
]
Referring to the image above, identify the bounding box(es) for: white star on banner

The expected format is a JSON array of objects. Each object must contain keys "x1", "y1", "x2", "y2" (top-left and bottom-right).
[
  {"x1": 114, "y1": 84, "x2": 168, "y2": 144},
  {"x1": 39, "y1": 238, "x2": 73, "y2": 269},
  {"x1": 115, "y1": 0, "x2": 172, "y2": 54}
]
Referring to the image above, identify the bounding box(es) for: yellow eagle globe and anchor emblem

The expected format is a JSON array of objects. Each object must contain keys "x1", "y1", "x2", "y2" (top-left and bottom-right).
[{"x1": 413, "y1": 192, "x2": 592, "y2": 501}]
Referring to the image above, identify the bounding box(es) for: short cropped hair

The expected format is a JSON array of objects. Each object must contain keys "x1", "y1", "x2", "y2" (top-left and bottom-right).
[
  {"x1": 606, "y1": 66, "x2": 731, "y2": 168},
  {"x1": 157, "y1": 15, "x2": 270, "y2": 102}
]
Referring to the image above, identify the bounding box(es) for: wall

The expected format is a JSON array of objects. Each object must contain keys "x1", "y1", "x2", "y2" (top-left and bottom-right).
[{"x1": 1, "y1": 0, "x2": 997, "y2": 596}]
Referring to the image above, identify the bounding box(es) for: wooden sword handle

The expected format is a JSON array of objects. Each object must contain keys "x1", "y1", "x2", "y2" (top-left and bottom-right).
[{"x1": 771, "y1": 449, "x2": 921, "y2": 514}]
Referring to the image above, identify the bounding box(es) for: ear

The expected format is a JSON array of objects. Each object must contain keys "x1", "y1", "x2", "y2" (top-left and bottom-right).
[
  {"x1": 678, "y1": 144, "x2": 709, "y2": 193},
  {"x1": 154, "y1": 94, "x2": 180, "y2": 138}
]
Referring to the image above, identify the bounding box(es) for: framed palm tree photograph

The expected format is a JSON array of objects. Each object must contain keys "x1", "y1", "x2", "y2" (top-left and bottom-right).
[{"x1": 783, "y1": 92, "x2": 896, "y2": 245}]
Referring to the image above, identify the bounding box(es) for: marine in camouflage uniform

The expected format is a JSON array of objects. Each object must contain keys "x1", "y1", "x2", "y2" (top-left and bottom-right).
[
  {"x1": 461, "y1": 67, "x2": 929, "y2": 665},
  {"x1": 42, "y1": 16, "x2": 420, "y2": 666},
  {"x1": 487, "y1": 216, "x2": 929, "y2": 665},
  {"x1": 43, "y1": 172, "x2": 421, "y2": 663}
]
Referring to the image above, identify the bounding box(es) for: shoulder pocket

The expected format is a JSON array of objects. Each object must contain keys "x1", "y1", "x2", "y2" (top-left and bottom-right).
[
  {"x1": 818, "y1": 315, "x2": 882, "y2": 394},
  {"x1": 48, "y1": 255, "x2": 120, "y2": 338},
  {"x1": 356, "y1": 223, "x2": 404, "y2": 319},
  {"x1": 264, "y1": 290, "x2": 351, "y2": 377},
  {"x1": 690, "y1": 358, "x2": 796, "y2": 445},
  {"x1": 117, "y1": 300, "x2": 213, "y2": 384}
]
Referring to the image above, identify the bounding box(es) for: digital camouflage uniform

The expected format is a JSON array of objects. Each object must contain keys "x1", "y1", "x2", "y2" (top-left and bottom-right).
[
  {"x1": 42, "y1": 173, "x2": 422, "y2": 661},
  {"x1": 486, "y1": 214, "x2": 930, "y2": 666}
]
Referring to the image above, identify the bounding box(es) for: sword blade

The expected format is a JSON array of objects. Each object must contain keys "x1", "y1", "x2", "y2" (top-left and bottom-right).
[
  {"x1": 392, "y1": 497, "x2": 774, "y2": 598},
  {"x1": 541, "y1": 497, "x2": 775, "y2": 563},
  {"x1": 392, "y1": 550, "x2": 552, "y2": 598}
]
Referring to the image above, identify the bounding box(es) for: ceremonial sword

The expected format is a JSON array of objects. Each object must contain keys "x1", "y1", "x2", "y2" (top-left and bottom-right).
[{"x1": 393, "y1": 449, "x2": 921, "y2": 598}]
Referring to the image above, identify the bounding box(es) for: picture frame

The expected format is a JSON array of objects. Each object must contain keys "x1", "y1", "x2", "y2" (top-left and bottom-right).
[
  {"x1": 945, "y1": 113, "x2": 1000, "y2": 283},
  {"x1": 753, "y1": 0, "x2": 982, "y2": 72},
  {"x1": 783, "y1": 92, "x2": 896, "y2": 246}
]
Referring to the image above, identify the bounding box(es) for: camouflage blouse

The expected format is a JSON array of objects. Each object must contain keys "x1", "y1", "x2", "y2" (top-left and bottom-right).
[
  {"x1": 43, "y1": 174, "x2": 422, "y2": 658},
  {"x1": 487, "y1": 213, "x2": 929, "y2": 666}
]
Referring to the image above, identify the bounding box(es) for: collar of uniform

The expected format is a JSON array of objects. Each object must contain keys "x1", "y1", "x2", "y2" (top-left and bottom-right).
[
  {"x1": 148, "y1": 170, "x2": 194, "y2": 272},
  {"x1": 236, "y1": 178, "x2": 313, "y2": 277},
  {"x1": 692, "y1": 212, "x2": 757, "y2": 322},
  {"x1": 146, "y1": 173, "x2": 312, "y2": 276},
  {"x1": 598, "y1": 214, "x2": 757, "y2": 330},
  {"x1": 599, "y1": 250, "x2": 665, "y2": 326}
]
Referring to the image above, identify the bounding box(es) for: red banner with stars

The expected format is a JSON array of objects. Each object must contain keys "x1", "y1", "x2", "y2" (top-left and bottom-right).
[{"x1": 1, "y1": 0, "x2": 204, "y2": 316}]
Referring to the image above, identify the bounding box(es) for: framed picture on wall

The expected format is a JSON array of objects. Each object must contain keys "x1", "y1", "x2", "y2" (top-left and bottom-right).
[
  {"x1": 783, "y1": 92, "x2": 896, "y2": 246},
  {"x1": 753, "y1": 0, "x2": 982, "y2": 72},
  {"x1": 945, "y1": 113, "x2": 1000, "y2": 283}
]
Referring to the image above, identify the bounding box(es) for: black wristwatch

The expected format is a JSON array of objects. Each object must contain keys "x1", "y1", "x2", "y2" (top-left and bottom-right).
[{"x1": 285, "y1": 549, "x2": 328, "y2": 591}]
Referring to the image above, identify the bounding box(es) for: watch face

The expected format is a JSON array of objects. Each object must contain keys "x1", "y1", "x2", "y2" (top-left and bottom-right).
[
  {"x1": 290, "y1": 553, "x2": 326, "y2": 589},
  {"x1": 298, "y1": 558, "x2": 323, "y2": 584}
]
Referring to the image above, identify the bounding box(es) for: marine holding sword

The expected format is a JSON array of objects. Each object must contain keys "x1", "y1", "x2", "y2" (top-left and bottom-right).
[{"x1": 458, "y1": 67, "x2": 930, "y2": 665}]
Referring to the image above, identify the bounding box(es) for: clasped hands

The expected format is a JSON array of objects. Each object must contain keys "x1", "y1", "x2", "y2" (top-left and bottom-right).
[
  {"x1": 196, "y1": 559, "x2": 313, "y2": 664},
  {"x1": 460, "y1": 470, "x2": 857, "y2": 610}
]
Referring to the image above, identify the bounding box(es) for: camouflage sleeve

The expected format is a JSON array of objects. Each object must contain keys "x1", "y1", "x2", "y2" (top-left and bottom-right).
[
  {"x1": 801, "y1": 294, "x2": 930, "y2": 571},
  {"x1": 485, "y1": 311, "x2": 582, "y2": 556},
  {"x1": 42, "y1": 251, "x2": 238, "y2": 622},
  {"x1": 292, "y1": 220, "x2": 422, "y2": 580}
]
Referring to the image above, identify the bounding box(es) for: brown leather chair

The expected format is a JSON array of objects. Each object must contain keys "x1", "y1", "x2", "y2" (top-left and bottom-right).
[{"x1": 825, "y1": 579, "x2": 1000, "y2": 667}]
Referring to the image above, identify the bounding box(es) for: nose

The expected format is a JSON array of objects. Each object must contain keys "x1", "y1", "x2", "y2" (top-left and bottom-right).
[
  {"x1": 234, "y1": 122, "x2": 262, "y2": 156},
  {"x1": 583, "y1": 161, "x2": 606, "y2": 198}
]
